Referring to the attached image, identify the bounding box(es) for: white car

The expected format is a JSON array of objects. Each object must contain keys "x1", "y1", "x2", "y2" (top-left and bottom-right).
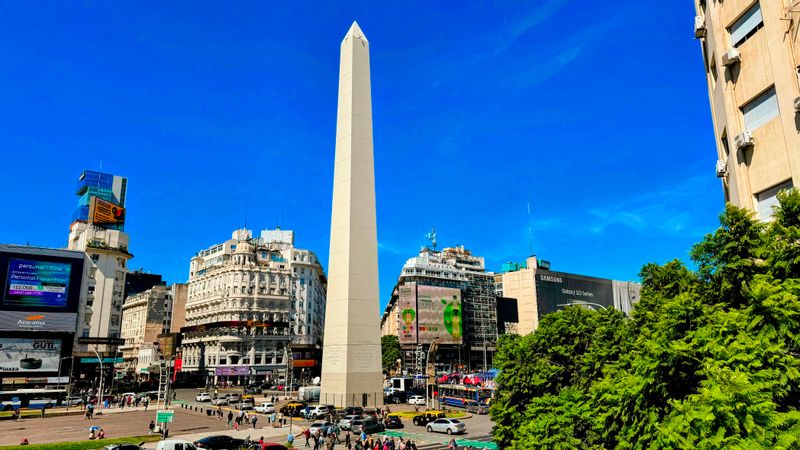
[
  {"x1": 155, "y1": 439, "x2": 198, "y2": 450},
  {"x1": 308, "y1": 421, "x2": 333, "y2": 436},
  {"x1": 303, "y1": 405, "x2": 332, "y2": 420},
  {"x1": 255, "y1": 402, "x2": 275, "y2": 413},
  {"x1": 195, "y1": 392, "x2": 211, "y2": 402},
  {"x1": 338, "y1": 414, "x2": 362, "y2": 430},
  {"x1": 211, "y1": 397, "x2": 228, "y2": 406},
  {"x1": 226, "y1": 393, "x2": 241, "y2": 403},
  {"x1": 427, "y1": 418, "x2": 466, "y2": 435},
  {"x1": 407, "y1": 395, "x2": 425, "y2": 405}
]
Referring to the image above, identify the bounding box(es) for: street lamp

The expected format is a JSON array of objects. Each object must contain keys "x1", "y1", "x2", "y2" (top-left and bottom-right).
[{"x1": 91, "y1": 348, "x2": 104, "y2": 410}]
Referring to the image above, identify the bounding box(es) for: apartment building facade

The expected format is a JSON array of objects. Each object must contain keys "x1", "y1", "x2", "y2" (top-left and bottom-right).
[{"x1": 694, "y1": 0, "x2": 800, "y2": 220}]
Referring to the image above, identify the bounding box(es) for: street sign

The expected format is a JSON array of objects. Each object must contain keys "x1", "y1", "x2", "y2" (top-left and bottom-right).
[
  {"x1": 156, "y1": 410, "x2": 174, "y2": 423},
  {"x1": 80, "y1": 357, "x2": 124, "y2": 364}
]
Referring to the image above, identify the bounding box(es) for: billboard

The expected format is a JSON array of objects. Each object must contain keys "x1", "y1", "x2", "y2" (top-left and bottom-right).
[
  {"x1": 416, "y1": 286, "x2": 462, "y2": 344},
  {"x1": 89, "y1": 196, "x2": 125, "y2": 227},
  {"x1": 215, "y1": 366, "x2": 249, "y2": 376},
  {"x1": 535, "y1": 271, "x2": 614, "y2": 318},
  {"x1": 0, "y1": 337, "x2": 62, "y2": 373},
  {"x1": 4, "y1": 259, "x2": 71, "y2": 309},
  {"x1": 398, "y1": 284, "x2": 417, "y2": 344},
  {"x1": 0, "y1": 311, "x2": 78, "y2": 332}
]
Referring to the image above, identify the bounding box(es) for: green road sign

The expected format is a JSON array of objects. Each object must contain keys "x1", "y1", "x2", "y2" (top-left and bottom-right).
[{"x1": 156, "y1": 410, "x2": 174, "y2": 423}]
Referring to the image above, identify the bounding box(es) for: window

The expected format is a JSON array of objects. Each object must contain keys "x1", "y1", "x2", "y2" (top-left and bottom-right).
[
  {"x1": 729, "y1": 2, "x2": 763, "y2": 47},
  {"x1": 755, "y1": 180, "x2": 793, "y2": 222},
  {"x1": 742, "y1": 87, "x2": 780, "y2": 131}
]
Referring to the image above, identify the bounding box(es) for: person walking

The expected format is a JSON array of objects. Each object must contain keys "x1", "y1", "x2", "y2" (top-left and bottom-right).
[
  {"x1": 447, "y1": 438, "x2": 457, "y2": 450},
  {"x1": 344, "y1": 433, "x2": 351, "y2": 450},
  {"x1": 227, "y1": 411, "x2": 234, "y2": 428},
  {"x1": 252, "y1": 415, "x2": 258, "y2": 429},
  {"x1": 287, "y1": 432, "x2": 295, "y2": 449},
  {"x1": 148, "y1": 420, "x2": 155, "y2": 435},
  {"x1": 144, "y1": 398, "x2": 149, "y2": 411}
]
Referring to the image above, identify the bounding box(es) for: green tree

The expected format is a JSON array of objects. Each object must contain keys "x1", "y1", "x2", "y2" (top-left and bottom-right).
[
  {"x1": 491, "y1": 194, "x2": 800, "y2": 449},
  {"x1": 381, "y1": 335, "x2": 402, "y2": 374}
]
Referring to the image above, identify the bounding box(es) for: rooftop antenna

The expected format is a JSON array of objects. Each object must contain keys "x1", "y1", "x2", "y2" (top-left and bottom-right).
[
  {"x1": 527, "y1": 201, "x2": 534, "y2": 256},
  {"x1": 425, "y1": 227, "x2": 437, "y2": 251}
]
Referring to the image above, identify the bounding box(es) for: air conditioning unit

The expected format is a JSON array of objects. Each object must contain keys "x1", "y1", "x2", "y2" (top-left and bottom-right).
[
  {"x1": 794, "y1": 96, "x2": 800, "y2": 113},
  {"x1": 734, "y1": 131, "x2": 754, "y2": 149},
  {"x1": 722, "y1": 48, "x2": 741, "y2": 66},
  {"x1": 694, "y1": 16, "x2": 706, "y2": 39},
  {"x1": 716, "y1": 159, "x2": 728, "y2": 177}
]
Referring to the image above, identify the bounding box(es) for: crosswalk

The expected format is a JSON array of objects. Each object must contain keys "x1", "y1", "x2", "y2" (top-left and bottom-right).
[{"x1": 417, "y1": 434, "x2": 497, "y2": 449}]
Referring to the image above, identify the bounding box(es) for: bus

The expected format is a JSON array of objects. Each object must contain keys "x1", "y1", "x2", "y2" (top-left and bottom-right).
[
  {"x1": 0, "y1": 388, "x2": 68, "y2": 411},
  {"x1": 437, "y1": 385, "x2": 493, "y2": 408}
]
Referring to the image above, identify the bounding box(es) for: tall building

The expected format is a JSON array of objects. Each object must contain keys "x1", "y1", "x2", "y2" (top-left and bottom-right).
[
  {"x1": 68, "y1": 170, "x2": 131, "y2": 355},
  {"x1": 169, "y1": 283, "x2": 188, "y2": 334},
  {"x1": 380, "y1": 245, "x2": 498, "y2": 372},
  {"x1": 694, "y1": 0, "x2": 800, "y2": 220},
  {"x1": 180, "y1": 228, "x2": 327, "y2": 385},
  {"x1": 119, "y1": 285, "x2": 173, "y2": 374},
  {"x1": 124, "y1": 269, "x2": 163, "y2": 299},
  {"x1": 320, "y1": 21, "x2": 384, "y2": 408},
  {"x1": 497, "y1": 256, "x2": 641, "y2": 335}
]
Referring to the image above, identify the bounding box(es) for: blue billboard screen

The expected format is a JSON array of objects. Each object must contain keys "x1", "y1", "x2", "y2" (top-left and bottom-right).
[{"x1": 5, "y1": 259, "x2": 72, "y2": 309}]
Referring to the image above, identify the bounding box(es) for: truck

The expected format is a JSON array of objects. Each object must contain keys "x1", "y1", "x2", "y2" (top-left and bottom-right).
[{"x1": 297, "y1": 386, "x2": 320, "y2": 402}]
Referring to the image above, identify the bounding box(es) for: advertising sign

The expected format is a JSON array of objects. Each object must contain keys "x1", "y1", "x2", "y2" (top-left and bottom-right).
[
  {"x1": 535, "y1": 271, "x2": 614, "y2": 318},
  {"x1": 416, "y1": 286, "x2": 462, "y2": 344},
  {"x1": 0, "y1": 311, "x2": 78, "y2": 332},
  {"x1": 398, "y1": 284, "x2": 417, "y2": 344},
  {"x1": 4, "y1": 259, "x2": 71, "y2": 309},
  {"x1": 89, "y1": 196, "x2": 125, "y2": 227},
  {"x1": 215, "y1": 366, "x2": 249, "y2": 376},
  {"x1": 0, "y1": 337, "x2": 62, "y2": 373}
]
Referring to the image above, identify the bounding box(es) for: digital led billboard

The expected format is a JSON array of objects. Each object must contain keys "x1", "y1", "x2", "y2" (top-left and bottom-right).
[
  {"x1": 0, "y1": 337, "x2": 62, "y2": 373},
  {"x1": 535, "y1": 271, "x2": 614, "y2": 318},
  {"x1": 417, "y1": 286, "x2": 462, "y2": 344},
  {"x1": 5, "y1": 259, "x2": 72, "y2": 309},
  {"x1": 398, "y1": 284, "x2": 417, "y2": 344},
  {"x1": 89, "y1": 196, "x2": 125, "y2": 227}
]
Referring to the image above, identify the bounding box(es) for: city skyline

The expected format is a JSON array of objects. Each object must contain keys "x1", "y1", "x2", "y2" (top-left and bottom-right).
[{"x1": 0, "y1": 2, "x2": 720, "y2": 310}]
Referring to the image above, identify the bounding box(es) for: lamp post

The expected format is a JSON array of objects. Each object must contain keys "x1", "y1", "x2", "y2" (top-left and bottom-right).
[{"x1": 91, "y1": 348, "x2": 104, "y2": 410}]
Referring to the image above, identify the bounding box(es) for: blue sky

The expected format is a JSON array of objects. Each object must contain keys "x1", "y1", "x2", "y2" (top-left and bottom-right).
[{"x1": 0, "y1": 2, "x2": 721, "y2": 310}]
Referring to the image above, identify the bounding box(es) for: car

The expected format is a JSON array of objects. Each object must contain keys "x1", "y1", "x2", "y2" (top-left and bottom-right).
[
  {"x1": 465, "y1": 401, "x2": 488, "y2": 415},
  {"x1": 103, "y1": 444, "x2": 144, "y2": 450},
  {"x1": 308, "y1": 421, "x2": 333, "y2": 435},
  {"x1": 426, "y1": 418, "x2": 466, "y2": 435},
  {"x1": 193, "y1": 435, "x2": 246, "y2": 449},
  {"x1": 67, "y1": 396, "x2": 84, "y2": 406},
  {"x1": 412, "y1": 411, "x2": 445, "y2": 426},
  {"x1": 240, "y1": 397, "x2": 255, "y2": 410},
  {"x1": 360, "y1": 418, "x2": 385, "y2": 434},
  {"x1": 244, "y1": 443, "x2": 287, "y2": 450},
  {"x1": 243, "y1": 385, "x2": 262, "y2": 395},
  {"x1": 338, "y1": 414, "x2": 363, "y2": 430},
  {"x1": 196, "y1": 392, "x2": 212, "y2": 402},
  {"x1": 344, "y1": 406, "x2": 364, "y2": 416},
  {"x1": 255, "y1": 402, "x2": 275, "y2": 413},
  {"x1": 211, "y1": 397, "x2": 228, "y2": 406},
  {"x1": 225, "y1": 393, "x2": 241, "y2": 403},
  {"x1": 384, "y1": 391, "x2": 407, "y2": 404},
  {"x1": 384, "y1": 415, "x2": 404, "y2": 429},
  {"x1": 407, "y1": 395, "x2": 426, "y2": 406},
  {"x1": 303, "y1": 405, "x2": 332, "y2": 420},
  {"x1": 279, "y1": 401, "x2": 307, "y2": 417},
  {"x1": 156, "y1": 439, "x2": 198, "y2": 450}
]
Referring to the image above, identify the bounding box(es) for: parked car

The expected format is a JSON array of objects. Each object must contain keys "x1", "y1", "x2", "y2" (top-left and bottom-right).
[
  {"x1": 344, "y1": 406, "x2": 364, "y2": 416},
  {"x1": 103, "y1": 443, "x2": 144, "y2": 450},
  {"x1": 196, "y1": 392, "x2": 212, "y2": 402},
  {"x1": 360, "y1": 418, "x2": 385, "y2": 434},
  {"x1": 225, "y1": 393, "x2": 241, "y2": 403},
  {"x1": 426, "y1": 418, "x2": 466, "y2": 435},
  {"x1": 255, "y1": 402, "x2": 275, "y2": 413},
  {"x1": 338, "y1": 414, "x2": 363, "y2": 431},
  {"x1": 465, "y1": 401, "x2": 488, "y2": 414},
  {"x1": 308, "y1": 421, "x2": 333, "y2": 436},
  {"x1": 412, "y1": 411, "x2": 445, "y2": 426},
  {"x1": 211, "y1": 397, "x2": 228, "y2": 406},
  {"x1": 156, "y1": 440, "x2": 198, "y2": 450},
  {"x1": 240, "y1": 397, "x2": 255, "y2": 410},
  {"x1": 384, "y1": 391, "x2": 407, "y2": 404},
  {"x1": 243, "y1": 385, "x2": 263, "y2": 395},
  {"x1": 303, "y1": 405, "x2": 332, "y2": 420},
  {"x1": 384, "y1": 415, "x2": 404, "y2": 429},
  {"x1": 193, "y1": 435, "x2": 246, "y2": 449},
  {"x1": 407, "y1": 395, "x2": 426, "y2": 406}
]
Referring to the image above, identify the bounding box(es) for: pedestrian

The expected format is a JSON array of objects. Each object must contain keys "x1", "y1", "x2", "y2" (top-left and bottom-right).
[
  {"x1": 252, "y1": 415, "x2": 258, "y2": 429},
  {"x1": 304, "y1": 428, "x2": 311, "y2": 447},
  {"x1": 447, "y1": 438, "x2": 457, "y2": 450},
  {"x1": 288, "y1": 432, "x2": 295, "y2": 449},
  {"x1": 271, "y1": 412, "x2": 277, "y2": 427},
  {"x1": 345, "y1": 433, "x2": 351, "y2": 450},
  {"x1": 149, "y1": 420, "x2": 155, "y2": 435},
  {"x1": 144, "y1": 398, "x2": 149, "y2": 411},
  {"x1": 227, "y1": 411, "x2": 234, "y2": 428},
  {"x1": 40, "y1": 407, "x2": 45, "y2": 419}
]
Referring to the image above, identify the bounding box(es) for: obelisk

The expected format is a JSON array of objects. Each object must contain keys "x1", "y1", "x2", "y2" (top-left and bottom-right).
[{"x1": 320, "y1": 21, "x2": 383, "y2": 407}]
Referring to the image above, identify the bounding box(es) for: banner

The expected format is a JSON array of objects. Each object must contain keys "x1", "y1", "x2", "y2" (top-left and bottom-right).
[
  {"x1": 0, "y1": 338, "x2": 62, "y2": 373},
  {"x1": 215, "y1": 366, "x2": 249, "y2": 376},
  {"x1": 5, "y1": 259, "x2": 72, "y2": 309},
  {"x1": 0, "y1": 311, "x2": 77, "y2": 332},
  {"x1": 88, "y1": 196, "x2": 125, "y2": 227},
  {"x1": 417, "y1": 286, "x2": 462, "y2": 344},
  {"x1": 398, "y1": 284, "x2": 417, "y2": 344}
]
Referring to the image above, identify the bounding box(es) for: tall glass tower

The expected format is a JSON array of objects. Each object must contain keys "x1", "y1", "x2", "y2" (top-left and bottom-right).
[{"x1": 73, "y1": 170, "x2": 127, "y2": 230}]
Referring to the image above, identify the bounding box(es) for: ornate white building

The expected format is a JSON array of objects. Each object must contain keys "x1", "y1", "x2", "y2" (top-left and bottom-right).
[{"x1": 180, "y1": 228, "x2": 327, "y2": 384}]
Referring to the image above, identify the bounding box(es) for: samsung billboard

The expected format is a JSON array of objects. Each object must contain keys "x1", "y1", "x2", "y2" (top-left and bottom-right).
[
  {"x1": 535, "y1": 271, "x2": 615, "y2": 318},
  {"x1": 0, "y1": 245, "x2": 84, "y2": 314}
]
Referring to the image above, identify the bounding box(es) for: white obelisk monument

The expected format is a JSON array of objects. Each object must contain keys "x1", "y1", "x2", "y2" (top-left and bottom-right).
[{"x1": 320, "y1": 21, "x2": 384, "y2": 407}]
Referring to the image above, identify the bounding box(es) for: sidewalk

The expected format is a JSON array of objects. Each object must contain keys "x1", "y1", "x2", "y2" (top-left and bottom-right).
[{"x1": 141, "y1": 420, "x2": 299, "y2": 448}]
